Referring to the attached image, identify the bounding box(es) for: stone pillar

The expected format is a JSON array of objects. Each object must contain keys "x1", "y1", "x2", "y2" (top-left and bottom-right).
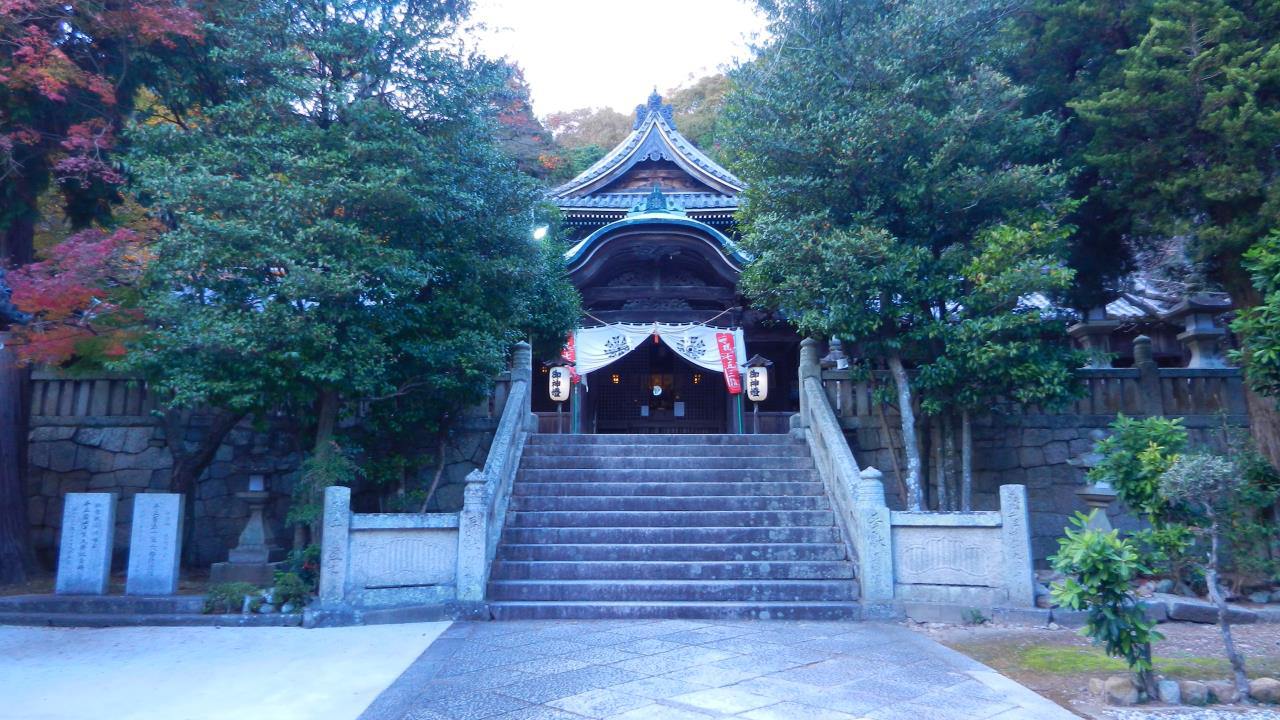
[
  {"x1": 999, "y1": 485, "x2": 1035, "y2": 607},
  {"x1": 318, "y1": 486, "x2": 351, "y2": 606},
  {"x1": 797, "y1": 338, "x2": 820, "y2": 429},
  {"x1": 1068, "y1": 318, "x2": 1120, "y2": 368},
  {"x1": 855, "y1": 467, "x2": 895, "y2": 603},
  {"x1": 55, "y1": 492, "x2": 116, "y2": 595},
  {"x1": 455, "y1": 471, "x2": 488, "y2": 602},
  {"x1": 1133, "y1": 335, "x2": 1165, "y2": 416},
  {"x1": 125, "y1": 493, "x2": 184, "y2": 595}
]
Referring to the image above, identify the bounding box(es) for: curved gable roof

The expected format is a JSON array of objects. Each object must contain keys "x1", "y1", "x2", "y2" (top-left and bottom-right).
[{"x1": 550, "y1": 91, "x2": 744, "y2": 202}]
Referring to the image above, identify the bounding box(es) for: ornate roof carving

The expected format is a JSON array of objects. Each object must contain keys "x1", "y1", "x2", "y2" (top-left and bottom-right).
[{"x1": 550, "y1": 91, "x2": 743, "y2": 204}]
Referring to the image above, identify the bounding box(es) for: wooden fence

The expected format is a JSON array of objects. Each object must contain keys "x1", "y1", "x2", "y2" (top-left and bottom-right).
[{"x1": 817, "y1": 365, "x2": 1247, "y2": 428}]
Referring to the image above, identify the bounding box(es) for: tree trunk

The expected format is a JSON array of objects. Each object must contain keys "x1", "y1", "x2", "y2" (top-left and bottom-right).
[
  {"x1": 1205, "y1": 512, "x2": 1250, "y2": 699},
  {"x1": 1245, "y1": 386, "x2": 1280, "y2": 473},
  {"x1": 1, "y1": 188, "x2": 36, "y2": 586},
  {"x1": 961, "y1": 409, "x2": 973, "y2": 511},
  {"x1": 0, "y1": 338, "x2": 33, "y2": 585},
  {"x1": 163, "y1": 407, "x2": 247, "y2": 566},
  {"x1": 887, "y1": 351, "x2": 922, "y2": 510},
  {"x1": 931, "y1": 417, "x2": 946, "y2": 511},
  {"x1": 306, "y1": 388, "x2": 340, "y2": 544}
]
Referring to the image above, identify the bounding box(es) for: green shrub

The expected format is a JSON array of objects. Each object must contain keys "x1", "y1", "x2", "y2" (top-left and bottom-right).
[
  {"x1": 282, "y1": 544, "x2": 321, "y2": 591},
  {"x1": 1089, "y1": 415, "x2": 1187, "y2": 521},
  {"x1": 1051, "y1": 512, "x2": 1163, "y2": 697},
  {"x1": 271, "y1": 571, "x2": 312, "y2": 609},
  {"x1": 1089, "y1": 415, "x2": 1192, "y2": 574},
  {"x1": 204, "y1": 582, "x2": 262, "y2": 614}
]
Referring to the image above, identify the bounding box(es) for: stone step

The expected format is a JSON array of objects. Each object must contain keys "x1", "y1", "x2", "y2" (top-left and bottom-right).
[
  {"x1": 488, "y1": 601, "x2": 867, "y2": 621},
  {"x1": 500, "y1": 526, "x2": 843, "y2": 544},
  {"x1": 528, "y1": 434, "x2": 800, "y2": 445},
  {"x1": 506, "y1": 510, "x2": 836, "y2": 528},
  {"x1": 490, "y1": 560, "x2": 855, "y2": 581},
  {"x1": 0, "y1": 611, "x2": 302, "y2": 628},
  {"x1": 513, "y1": 481, "x2": 827, "y2": 497},
  {"x1": 510, "y1": 495, "x2": 830, "y2": 512},
  {"x1": 520, "y1": 455, "x2": 813, "y2": 470},
  {"x1": 516, "y1": 468, "x2": 817, "y2": 483},
  {"x1": 0, "y1": 594, "x2": 205, "y2": 615},
  {"x1": 522, "y1": 444, "x2": 804, "y2": 458},
  {"x1": 486, "y1": 579, "x2": 859, "y2": 602},
  {"x1": 497, "y1": 542, "x2": 849, "y2": 562}
]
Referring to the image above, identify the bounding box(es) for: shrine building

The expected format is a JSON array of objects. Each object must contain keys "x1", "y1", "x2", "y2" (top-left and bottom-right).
[{"x1": 536, "y1": 91, "x2": 800, "y2": 434}]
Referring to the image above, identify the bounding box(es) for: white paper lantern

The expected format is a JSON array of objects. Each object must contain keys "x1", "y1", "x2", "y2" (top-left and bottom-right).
[
  {"x1": 549, "y1": 366, "x2": 571, "y2": 402},
  {"x1": 746, "y1": 365, "x2": 768, "y2": 402}
]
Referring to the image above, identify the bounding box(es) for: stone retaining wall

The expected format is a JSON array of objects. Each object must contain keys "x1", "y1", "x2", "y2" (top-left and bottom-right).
[
  {"x1": 25, "y1": 372, "x2": 509, "y2": 569},
  {"x1": 849, "y1": 413, "x2": 1244, "y2": 565}
]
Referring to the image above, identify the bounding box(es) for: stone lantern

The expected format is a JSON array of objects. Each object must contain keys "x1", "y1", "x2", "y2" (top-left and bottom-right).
[
  {"x1": 1163, "y1": 294, "x2": 1232, "y2": 368},
  {"x1": 210, "y1": 473, "x2": 284, "y2": 584},
  {"x1": 1067, "y1": 306, "x2": 1119, "y2": 369}
]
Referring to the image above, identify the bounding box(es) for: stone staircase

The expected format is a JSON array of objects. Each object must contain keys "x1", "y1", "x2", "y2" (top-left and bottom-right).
[{"x1": 487, "y1": 433, "x2": 863, "y2": 620}]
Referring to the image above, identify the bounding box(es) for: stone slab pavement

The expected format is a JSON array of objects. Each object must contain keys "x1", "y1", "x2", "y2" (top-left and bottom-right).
[
  {"x1": 0, "y1": 621, "x2": 449, "y2": 720},
  {"x1": 359, "y1": 619, "x2": 1076, "y2": 720}
]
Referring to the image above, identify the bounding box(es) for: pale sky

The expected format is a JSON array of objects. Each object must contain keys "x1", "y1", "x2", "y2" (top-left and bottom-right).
[{"x1": 469, "y1": 0, "x2": 768, "y2": 117}]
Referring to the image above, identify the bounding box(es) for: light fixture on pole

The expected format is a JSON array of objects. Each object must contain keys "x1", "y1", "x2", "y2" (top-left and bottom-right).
[
  {"x1": 744, "y1": 355, "x2": 772, "y2": 434},
  {"x1": 546, "y1": 358, "x2": 573, "y2": 434}
]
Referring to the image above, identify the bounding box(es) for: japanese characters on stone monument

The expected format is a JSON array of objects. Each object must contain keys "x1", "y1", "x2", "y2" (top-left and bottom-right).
[
  {"x1": 54, "y1": 492, "x2": 117, "y2": 595},
  {"x1": 125, "y1": 493, "x2": 184, "y2": 595}
]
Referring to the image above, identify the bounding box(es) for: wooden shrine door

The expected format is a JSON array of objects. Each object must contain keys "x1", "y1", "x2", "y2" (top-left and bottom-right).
[{"x1": 593, "y1": 337, "x2": 724, "y2": 434}]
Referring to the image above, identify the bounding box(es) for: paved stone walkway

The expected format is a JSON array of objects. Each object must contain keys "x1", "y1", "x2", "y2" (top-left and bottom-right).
[{"x1": 359, "y1": 619, "x2": 1075, "y2": 720}]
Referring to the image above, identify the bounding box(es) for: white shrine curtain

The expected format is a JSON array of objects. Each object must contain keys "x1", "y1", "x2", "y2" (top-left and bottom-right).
[{"x1": 572, "y1": 322, "x2": 747, "y2": 378}]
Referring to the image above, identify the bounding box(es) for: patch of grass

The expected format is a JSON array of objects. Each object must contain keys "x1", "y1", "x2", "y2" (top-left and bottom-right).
[{"x1": 1018, "y1": 645, "x2": 1225, "y2": 677}]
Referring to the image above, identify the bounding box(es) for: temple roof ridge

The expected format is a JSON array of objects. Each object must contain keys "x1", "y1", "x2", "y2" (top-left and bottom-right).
[{"x1": 549, "y1": 91, "x2": 744, "y2": 202}]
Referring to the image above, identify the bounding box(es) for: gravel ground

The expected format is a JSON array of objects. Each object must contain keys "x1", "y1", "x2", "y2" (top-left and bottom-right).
[{"x1": 1105, "y1": 709, "x2": 1280, "y2": 719}]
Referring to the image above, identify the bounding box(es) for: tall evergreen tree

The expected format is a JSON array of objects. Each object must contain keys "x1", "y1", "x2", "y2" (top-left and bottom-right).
[
  {"x1": 123, "y1": 0, "x2": 577, "y2": 540},
  {"x1": 1072, "y1": 0, "x2": 1280, "y2": 299},
  {"x1": 724, "y1": 0, "x2": 1076, "y2": 509}
]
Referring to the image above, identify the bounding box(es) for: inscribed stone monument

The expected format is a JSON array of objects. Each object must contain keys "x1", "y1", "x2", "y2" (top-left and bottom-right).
[
  {"x1": 55, "y1": 492, "x2": 116, "y2": 594},
  {"x1": 125, "y1": 493, "x2": 184, "y2": 595}
]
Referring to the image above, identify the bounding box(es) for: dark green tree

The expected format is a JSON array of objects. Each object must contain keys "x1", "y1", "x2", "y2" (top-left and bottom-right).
[
  {"x1": 123, "y1": 0, "x2": 577, "y2": 538},
  {"x1": 1072, "y1": 0, "x2": 1280, "y2": 299},
  {"x1": 1005, "y1": 0, "x2": 1156, "y2": 310},
  {"x1": 724, "y1": 0, "x2": 1073, "y2": 509}
]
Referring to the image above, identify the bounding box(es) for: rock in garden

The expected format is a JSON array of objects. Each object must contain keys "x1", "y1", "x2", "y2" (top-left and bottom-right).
[
  {"x1": 1249, "y1": 678, "x2": 1280, "y2": 704},
  {"x1": 1249, "y1": 591, "x2": 1272, "y2": 604},
  {"x1": 1165, "y1": 597, "x2": 1258, "y2": 624},
  {"x1": 1036, "y1": 594, "x2": 1052, "y2": 609},
  {"x1": 1155, "y1": 578, "x2": 1176, "y2": 594},
  {"x1": 1156, "y1": 679, "x2": 1181, "y2": 704},
  {"x1": 1179, "y1": 680, "x2": 1209, "y2": 706},
  {"x1": 1135, "y1": 581, "x2": 1156, "y2": 598},
  {"x1": 1207, "y1": 680, "x2": 1240, "y2": 704},
  {"x1": 1090, "y1": 678, "x2": 1105, "y2": 695},
  {"x1": 1104, "y1": 675, "x2": 1140, "y2": 706}
]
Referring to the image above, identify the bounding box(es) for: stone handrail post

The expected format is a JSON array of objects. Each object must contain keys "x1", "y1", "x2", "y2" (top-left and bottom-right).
[
  {"x1": 1134, "y1": 335, "x2": 1164, "y2": 416},
  {"x1": 456, "y1": 341, "x2": 533, "y2": 602},
  {"x1": 853, "y1": 467, "x2": 894, "y2": 602},
  {"x1": 797, "y1": 338, "x2": 820, "y2": 430}
]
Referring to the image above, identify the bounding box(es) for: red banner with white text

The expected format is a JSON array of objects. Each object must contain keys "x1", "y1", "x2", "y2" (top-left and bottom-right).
[
  {"x1": 561, "y1": 334, "x2": 580, "y2": 383},
  {"x1": 716, "y1": 332, "x2": 742, "y2": 394}
]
